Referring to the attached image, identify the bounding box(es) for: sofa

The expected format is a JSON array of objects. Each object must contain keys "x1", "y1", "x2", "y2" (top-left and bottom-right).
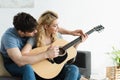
[
  {"x1": 0, "y1": 51, "x2": 91, "y2": 80},
  {"x1": 73, "y1": 51, "x2": 91, "y2": 78}
]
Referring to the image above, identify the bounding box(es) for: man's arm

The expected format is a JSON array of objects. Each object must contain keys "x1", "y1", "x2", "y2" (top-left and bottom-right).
[
  {"x1": 21, "y1": 43, "x2": 32, "y2": 55},
  {"x1": 7, "y1": 48, "x2": 48, "y2": 66},
  {"x1": 7, "y1": 46, "x2": 59, "y2": 67},
  {"x1": 21, "y1": 37, "x2": 35, "y2": 55}
]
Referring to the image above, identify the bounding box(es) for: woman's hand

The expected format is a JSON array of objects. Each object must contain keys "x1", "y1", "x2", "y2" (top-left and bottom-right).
[
  {"x1": 74, "y1": 34, "x2": 88, "y2": 48},
  {"x1": 81, "y1": 34, "x2": 88, "y2": 42},
  {"x1": 45, "y1": 46, "x2": 59, "y2": 59},
  {"x1": 71, "y1": 29, "x2": 86, "y2": 36}
]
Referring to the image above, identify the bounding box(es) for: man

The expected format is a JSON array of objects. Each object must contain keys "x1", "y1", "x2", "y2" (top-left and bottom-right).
[{"x1": 0, "y1": 12, "x2": 86, "y2": 80}]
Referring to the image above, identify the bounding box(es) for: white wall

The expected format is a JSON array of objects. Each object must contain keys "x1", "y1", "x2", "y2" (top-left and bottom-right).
[{"x1": 0, "y1": 0, "x2": 120, "y2": 77}]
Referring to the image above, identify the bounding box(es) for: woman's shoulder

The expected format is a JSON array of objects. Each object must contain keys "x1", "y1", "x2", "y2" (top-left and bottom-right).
[{"x1": 57, "y1": 32, "x2": 63, "y2": 39}]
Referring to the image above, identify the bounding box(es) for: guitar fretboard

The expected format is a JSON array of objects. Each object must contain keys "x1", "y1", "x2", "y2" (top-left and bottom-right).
[{"x1": 62, "y1": 28, "x2": 96, "y2": 50}]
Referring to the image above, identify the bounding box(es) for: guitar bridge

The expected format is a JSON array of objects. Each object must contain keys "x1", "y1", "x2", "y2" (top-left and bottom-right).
[{"x1": 47, "y1": 58, "x2": 55, "y2": 64}]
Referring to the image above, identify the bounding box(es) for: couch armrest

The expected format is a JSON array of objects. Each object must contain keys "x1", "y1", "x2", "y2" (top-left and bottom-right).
[
  {"x1": 0, "y1": 53, "x2": 11, "y2": 76},
  {"x1": 73, "y1": 51, "x2": 91, "y2": 78},
  {"x1": 0, "y1": 53, "x2": 21, "y2": 80}
]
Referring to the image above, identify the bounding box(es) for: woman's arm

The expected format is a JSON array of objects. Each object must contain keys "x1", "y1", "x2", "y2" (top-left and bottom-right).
[
  {"x1": 58, "y1": 27, "x2": 85, "y2": 36},
  {"x1": 58, "y1": 27, "x2": 88, "y2": 48}
]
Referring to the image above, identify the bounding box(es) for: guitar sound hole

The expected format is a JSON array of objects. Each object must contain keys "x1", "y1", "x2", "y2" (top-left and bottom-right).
[
  {"x1": 53, "y1": 53, "x2": 67, "y2": 64},
  {"x1": 59, "y1": 47, "x2": 65, "y2": 56}
]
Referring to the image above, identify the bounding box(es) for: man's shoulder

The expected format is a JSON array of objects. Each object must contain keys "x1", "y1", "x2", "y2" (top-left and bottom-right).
[
  {"x1": 1, "y1": 27, "x2": 18, "y2": 41},
  {"x1": 3, "y1": 27, "x2": 17, "y2": 37}
]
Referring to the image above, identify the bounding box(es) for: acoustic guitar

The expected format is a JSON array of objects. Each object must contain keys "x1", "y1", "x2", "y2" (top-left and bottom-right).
[{"x1": 30, "y1": 25, "x2": 104, "y2": 79}]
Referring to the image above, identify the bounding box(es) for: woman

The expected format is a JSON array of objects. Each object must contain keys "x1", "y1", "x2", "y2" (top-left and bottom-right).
[{"x1": 22, "y1": 10, "x2": 88, "y2": 80}]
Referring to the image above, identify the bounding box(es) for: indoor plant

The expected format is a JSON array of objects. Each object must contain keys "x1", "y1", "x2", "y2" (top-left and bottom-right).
[
  {"x1": 107, "y1": 46, "x2": 120, "y2": 79},
  {"x1": 108, "y1": 46, "x2": 120, "y2": 68}
]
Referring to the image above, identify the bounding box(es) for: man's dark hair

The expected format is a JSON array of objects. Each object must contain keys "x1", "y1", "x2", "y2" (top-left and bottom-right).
[{"x1": 13, "y1": 12, "x2": 38, "y2": 32}]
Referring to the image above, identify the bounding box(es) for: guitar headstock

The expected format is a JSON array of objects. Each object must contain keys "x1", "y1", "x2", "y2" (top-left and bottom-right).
[{"x1": 94, "y1": 25, "x2": 104, "y2": 32}]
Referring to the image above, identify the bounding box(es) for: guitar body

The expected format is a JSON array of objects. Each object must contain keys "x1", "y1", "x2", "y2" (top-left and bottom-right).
[
  {"x1": 30, "y1": 25, "x2": 104, "y2": 79},
  {"x1": 30, "y1": 39, "x2": 77, "y2": 79}
]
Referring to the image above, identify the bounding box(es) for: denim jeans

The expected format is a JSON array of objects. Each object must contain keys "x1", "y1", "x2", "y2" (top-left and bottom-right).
[
  {"x1": 4, "y1": 58, "x2": 36, "y2": 80},
  {"x1": 60, "y1": 64, "x2": 81, "y2": 80}
]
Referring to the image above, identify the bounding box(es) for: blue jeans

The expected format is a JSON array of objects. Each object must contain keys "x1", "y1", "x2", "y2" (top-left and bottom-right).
[
  {"x1": 4, "y1": 58, "x2": 36, "y2": 80},
  {"x1": 60, "y1": 64, "x2": 81, "y2": 80}
]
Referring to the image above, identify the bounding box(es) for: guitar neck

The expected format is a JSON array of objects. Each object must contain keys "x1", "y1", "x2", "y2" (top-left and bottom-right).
[
  {"x1": 62, "y1": 28, "x2": 95, "y2": 50},
  {"x1": 86, "y1": 28, "x2": 95, "y2": 35}
]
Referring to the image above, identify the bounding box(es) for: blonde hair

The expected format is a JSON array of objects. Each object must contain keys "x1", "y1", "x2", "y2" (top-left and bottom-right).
[{"x1": 36, "y1": 10, "x2": 58, "y2": 47}]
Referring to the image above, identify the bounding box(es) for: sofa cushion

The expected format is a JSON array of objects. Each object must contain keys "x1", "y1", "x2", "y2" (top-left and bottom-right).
[{"x1": 0, "y1": 53, "x2": 11, "y2": 76}]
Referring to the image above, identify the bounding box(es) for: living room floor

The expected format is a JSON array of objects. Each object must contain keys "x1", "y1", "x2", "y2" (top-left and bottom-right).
[{"x1": 80, "y1": 76, "x2": 88, "y2": 80}]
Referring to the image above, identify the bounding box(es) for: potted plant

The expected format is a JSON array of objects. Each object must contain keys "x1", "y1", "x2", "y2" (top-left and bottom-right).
[
  {"x1": 108, "y1": 46, "x2": 120, "y2": 68},
  {"x1": 107, "y1": 46, "x2": 120, "y2": 79}
]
